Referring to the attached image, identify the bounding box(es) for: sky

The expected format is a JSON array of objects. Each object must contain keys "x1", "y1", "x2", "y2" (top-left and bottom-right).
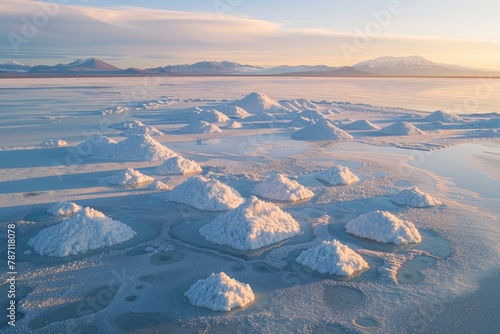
[{"x1": 1, "y1": 0, "x2": 500, "y2": 69}]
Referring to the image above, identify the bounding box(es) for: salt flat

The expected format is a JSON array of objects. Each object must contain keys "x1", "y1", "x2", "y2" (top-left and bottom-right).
[{"x1": 0, "y1": 77, "x2": 499, "y2": 333}]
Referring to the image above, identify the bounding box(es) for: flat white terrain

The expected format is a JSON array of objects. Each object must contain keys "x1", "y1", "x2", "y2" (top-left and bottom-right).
[{"x1": 0, "y1": 77, "x2": 499, "y2": 333}]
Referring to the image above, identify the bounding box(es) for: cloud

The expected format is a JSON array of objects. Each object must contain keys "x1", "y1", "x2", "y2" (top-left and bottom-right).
[
  {"x1": 1, "y1": 0, "x2": 499, "y2": 69},
  {"x1": 1, "y1": 1, "x2": 278, "y2": 48},
  {"x1": 0, "y1": 0, "x2": 280, "y2": 63}
]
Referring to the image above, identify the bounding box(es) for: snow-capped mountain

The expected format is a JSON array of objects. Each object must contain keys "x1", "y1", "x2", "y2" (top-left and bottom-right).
[
  {"x1": 255, "y1": 65, "x2": 370, "y2": 76},
  {"x1": 285, "y1": 66, "x2": 371, "y2": 77},
  {"x1": 353, "y1": 56, "x2": 488, "y2": 76},
  {"x1": 29, "y1": 58, "x2": 121, "y2": 74},
  {"x1": 1, "y1": 56, "x2": 497, "y2": 77},
  {"x1": 254, "y1": 65, "x2": 371, "y2": 77},
  {"x1": 159, "y1": 61, "x2": 263, "y2": 75},
  {"x1": 0, "y1": 60, "x2": 31, "y2": 72},
  {"x1": 63, "y1": 58, "x2": 120, "y2": 71}
]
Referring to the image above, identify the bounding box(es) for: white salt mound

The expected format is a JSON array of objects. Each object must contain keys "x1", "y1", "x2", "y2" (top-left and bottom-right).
[
  {"x1": 279, "y1": 101, "x2": 300, "y2": 111},
  {"x1": 189, "y1": 106, "x2": 203, "y2": 113},
  {"x1": 296, "y1": 109, "x2": 326, "y2": 121},
  {"x1": 296, "y1": 240, "x2": 369, "y2": 276},
  {"x1": 466, "y1": 117, "x2": 500, "y2": 129},
  {"x1": 47, "y1": 202, "x2": 82, "y2": 216},
  {"x1": 379, "y1": 121, "x2": 424, "y2": 136},
  {"x1": 106, "y1": 168, "x2": 154, "y2": 186},
  {"x1": 185, "y1": 272, "x2": 254, "y2": 311},
  {"x1": 424, "y1": 110, "x2": 464, "y2": 123},
  {"x1": 191, "y1": 109, "x2": 230, "y2": 123},
  {"x1": 167, "y1": 176, "x2": 244, "y2": 211},
  {"x1": 230, "y1": 92, "x2": 288, "y2": 113},
  {"x1": 110, "y1": 120, "x2": 145, "y2": 130},
  {"x1": 342, "y1": 120, "x2": 380, "y2": 130},
  {"x1": 75, "y1": 135, "x2": 117, "y2": 158},
  {"x1": 245, "y1": 112, "x2": 277, "y2": 122},
  {"x1": 288, "y1": 116, "x2": 316, "y2": 128},
  {"x1": 28, "y1": 207, "x2": 136, "y2": 257},
  {"x1": 345, "y1": 210, "x2": 422, "y2": 245},
  {"x1": 316, "y1": 165, "x2": 360, "y2": 185},
  {"x1": 390, "y1": 187, "x2": 442, "y2": 207},
  {"x1": 40, "y1": 139, "x2": 67, "y2": 147},
  {"x1": 156, "y1": 156, "x2": 202, "y2": 175},
  {"x1": 72, "y1": 136, "x2": 115, "y2": 159},
  {"x1": 225, "y1": 121, "x2": 243, "y2": 129},
  {"x1": 471, "y1": 117, "x2": 500, "y2": 129},
  {"x1": 286, "y1": 98, "x2": 318, "y2": 110},
  {"x1": 76, "y1": 135, "x2": 177, "y2": 162},
  {"x1": 292, "y1": 120, "x2": 353, "y2": 140},
  {"x1": 251, "y1": 173, "x2": 313, "y2": 202},
  {"x1": 218, "y1": 105, "x2": 251, "y2": 118},
  {"x1": 101, "y1": 105, "x2": 130, "y2": 115},
  {"x1": 178, "y1": 120, "x2": 222, "y2": 134},
  {"x1": 199, "y1": 196, "x2": 301, "y2": 250},
  {"x1": 112, "y1": 135, "x2": 177, "y2": 161},
  {"x1": 148, "y1": 180, "x2": 171, "y2": 191},
  {"x1": 120, "y1": 125, "x2": 163, "y2": 137}
]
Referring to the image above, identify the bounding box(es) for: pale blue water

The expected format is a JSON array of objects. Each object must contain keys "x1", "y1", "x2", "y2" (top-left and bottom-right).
[
  {"x1": 420, "y1": 143, "x2": 500, "y2": 199},
  {"x1": 336, "y1": 142, "x2": 500, "y2": 199}
]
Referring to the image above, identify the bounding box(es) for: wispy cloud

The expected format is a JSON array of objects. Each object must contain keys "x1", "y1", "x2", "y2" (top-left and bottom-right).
[{"x1": 1, "y1": 0, "x2": 499, "y2": 69}]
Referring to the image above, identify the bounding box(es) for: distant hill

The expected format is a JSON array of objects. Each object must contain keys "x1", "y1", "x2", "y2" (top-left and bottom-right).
[
  {"x1": 28, "y1": 58, "x2": 121, "y2": 74},
  {"x1": 0, "y1": 60, "x2": 31, "y2": 72},
  {"x1": 255, "y1": 65, "x2": 371, "y2": 76},
  {"x1": 120, "y1": 67, "x2": 149, "y2": 75},
  {"x1": 281, "y1": 66, "x2": 372, "y2": 77},
  {"x1": 157, "y1": 61, "x2": 263, "y2": 75},
  {"x1": 256, "y1": 65, "x2": 335, "y2": 75},
  {"x1": 0, "y1": 56, "x2": 498, "y2": 77},
  {"x1": 353, "y1": 55, "x2": 496, "y2": 77}
]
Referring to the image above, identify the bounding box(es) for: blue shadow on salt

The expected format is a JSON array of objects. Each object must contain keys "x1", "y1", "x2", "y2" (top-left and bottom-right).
[
  {"x1": 29, "y1": 285, "x2": 120, "y2": 330},
  {"x1": 323, "y1": 285, "x2": 365, "y2": 311},
  {"x1": 149, "y1": 251, "x2": 184, "y2": 265},
  {"x1": 397, "y1": 255, "x2": 439, "y2": 284}
]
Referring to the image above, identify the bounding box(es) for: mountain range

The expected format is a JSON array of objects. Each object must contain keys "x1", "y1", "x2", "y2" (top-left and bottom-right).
[{"x1": 1, "y1": 56, "x2": 498, "y2": 77}]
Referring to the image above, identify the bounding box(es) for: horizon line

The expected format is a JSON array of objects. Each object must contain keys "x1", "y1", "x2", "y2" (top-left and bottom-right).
[{"x1": 0, "y1": 55, "x2": 497, "y2": 72}]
